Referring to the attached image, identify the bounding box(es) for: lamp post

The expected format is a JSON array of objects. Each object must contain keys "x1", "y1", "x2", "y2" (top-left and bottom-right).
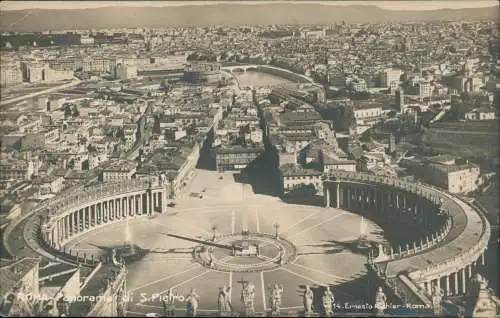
[{"x1": 274, "y1": 223, "x2": 280, "y2": 240}]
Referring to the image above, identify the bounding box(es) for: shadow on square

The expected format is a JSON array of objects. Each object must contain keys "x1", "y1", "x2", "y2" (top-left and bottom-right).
[
  {"x1": 280, "y1": 192, "x2": 324, "y2": 207},
  {"x1": 232, "y1": 152, "x2": 283, "y2": 197}
]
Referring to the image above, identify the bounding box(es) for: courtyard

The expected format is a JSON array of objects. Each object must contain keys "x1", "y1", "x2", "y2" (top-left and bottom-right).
[{"x1": 64, "y1": 169, "x2": 387, "y2": 316}]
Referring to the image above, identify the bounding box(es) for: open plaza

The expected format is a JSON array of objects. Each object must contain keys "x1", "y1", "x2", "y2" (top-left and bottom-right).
[{"x1": 64, "y1": 169, "x2": 385, "y2": 316}]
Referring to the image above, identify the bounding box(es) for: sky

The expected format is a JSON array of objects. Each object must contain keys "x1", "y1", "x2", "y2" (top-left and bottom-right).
[{"x1": 1, "y1": 0, "x2": 498, "y2": 11}]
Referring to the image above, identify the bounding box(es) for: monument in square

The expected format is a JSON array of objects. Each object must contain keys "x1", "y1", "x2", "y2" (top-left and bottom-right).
[
  {"x1": 240, "y1": 280, "x2": 256, "y2": 316},
  {"x1": 303, "y1": 285, "x2": 314, "y2": 317},
  {"x1": 233, "y1": 228, "x2": 259, "y2": 257},
  {"x1": 269, "y1": 283, "x2": 284, "y2": 316},
  {"x1": 165, "y1": 219, "x2": 296, "y2": 273},
  {"x1": 186, "y1": 288, "x2": 200, "y2": 317},
  {"x1": 374, "y1": 286, "x2": 387, "y2": 316},
  {"x1": 322, "y1": 286, "x2": 335, "y2": 317},
  {"x1": 218, "y1": 285, "x2": 232, "y2": 316}
]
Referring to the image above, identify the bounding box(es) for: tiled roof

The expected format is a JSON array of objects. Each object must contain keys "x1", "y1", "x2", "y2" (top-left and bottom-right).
[
  {"x1": 280, "y1": 163, "x2": 322, "y2": 176},
  {"x1": 215, "y1": 145, "x2": 265, "y2": 154},
  {"x1": 0, "y1": 257, "x2": 40, "y2": 297}
]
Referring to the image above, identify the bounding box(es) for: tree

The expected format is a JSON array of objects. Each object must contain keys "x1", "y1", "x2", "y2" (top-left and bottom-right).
[
  {"x1": 167, "y1": 174, "x2": 175, "y2": 199},
  {"x1": 494, "y1": 91, "x2": 500, "y2": 116},
  {"x1": 160, "y1": 79, "x2": 169, "y2": 92},
  {"x1": 349, "y1": 91, "x2": 371, "y2": 100},
  {"x1": 64, "y1": 104, "x2": 72, "y2": 118},
  {"x1": 327, "y1": 89, "x2": 348, "y2": 99},
  {"x1": 68, "y1": 158, "x2": 75, "y2": 169},
  {"x1": 445, "y1": 102, "x2": 469, "y2": 121},
  {"x1": 153, "y1": 115, "x2": 161, "y2": 134},
  {"x1": 81, "y1": 99, "x2": 91, "y2": 108},
  {"x1": 334, "y1": 104, "x2": 356, "y2": 131}
]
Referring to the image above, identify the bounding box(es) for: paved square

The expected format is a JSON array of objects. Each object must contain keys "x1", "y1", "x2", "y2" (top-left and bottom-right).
[{"x1": 65, "y1": 169, "x2": 387, "y2": 316}]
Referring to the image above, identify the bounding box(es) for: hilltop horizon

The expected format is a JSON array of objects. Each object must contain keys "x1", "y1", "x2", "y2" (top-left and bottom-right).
[
  {"x1": 1, "y1": 1, "x2": 498, "y2": 11},
  {"x1": 1, "y1": 3, "x2": 498, "y2": 32}
]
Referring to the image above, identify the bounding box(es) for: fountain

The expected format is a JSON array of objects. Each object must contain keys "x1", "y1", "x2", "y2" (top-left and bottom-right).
[
  {"x1": 242, "y1": 212, "x2": 249, "y2": 236},
  {"x1": 112, "y1": 219, "x2": 144, "y2": 263},
  {"x1": 124, "y1": 219, "x2": 136, "y2": 255},
  {"x1": 357, "y1": 216, "x2": 370, "y2": 249}
]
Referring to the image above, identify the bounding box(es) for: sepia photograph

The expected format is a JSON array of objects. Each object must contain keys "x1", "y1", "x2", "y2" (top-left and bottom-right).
[{"x1": 0, "y1": 0, "x2": 498, "y2": 317}]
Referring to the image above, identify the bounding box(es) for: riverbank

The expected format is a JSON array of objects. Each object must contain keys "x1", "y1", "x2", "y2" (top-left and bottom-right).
[{"x1": 1, "y1": 78, "x2": 82, "y2": 108}]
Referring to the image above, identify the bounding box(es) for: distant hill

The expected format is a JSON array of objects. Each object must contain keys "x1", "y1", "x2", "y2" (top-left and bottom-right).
[{"x1": 0, "y1": 4, "x2": 498, "y2": 32}]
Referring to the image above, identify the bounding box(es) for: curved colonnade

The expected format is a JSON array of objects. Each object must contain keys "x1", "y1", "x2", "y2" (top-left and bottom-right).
[
  {"x1": 4, "y1": 169, "x2": 491, "y2": 312},
  {"x1": 38, "y1": 180, "x2": 170, "y2": 251},
  {"x1": 323, "y1": 170, "x2": 490, "y2": 300}
]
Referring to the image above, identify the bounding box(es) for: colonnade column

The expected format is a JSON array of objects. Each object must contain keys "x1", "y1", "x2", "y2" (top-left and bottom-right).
[
  {"x1": 336, "y1": 183, "x2": 340, "y2": 208},
  {"x1": 86, "y1": 206, "x2": 90, "y2": 228},
  {"x1": 117, "y1": 198, "x2": 121, "y2": 219},
  {"x1": 61, "y1": 217, "x2": 65, "y2": 240},
  {"x1": 57, "y1": 220, "x2": 61, "y2": 243},
  {"x1": 100, "y1": 202, "x2": 103, "y2": 223},
  {"x1": 126, "y1": 197, "x2": 130, "y2": 217},
  {"x1": 445, "y1": 275, "x2": 450, "y2": 295},
  {"x1": 64, "y1": 216, "x2": 69, "y2": 239},
  {"x1": 47, "y1": 230, "x2": 53, "y2": 248},
  {"x1": 124, "y1": 197, "x2": 128, "y2": 218},
  {"x1": 57, "y1": 222, "x2": 61, "y2": 247},
  {"x1": 148, "y1": 190, "x2": 153, "y2": 216},
  {"x1": 76, "y1": 210, "x2": 80, "y2": 233},
  {"x1": 155, "y1": 192, "x2": 159, "y2": 211},
  {"x1": 461, "y1": 268, "x2": 467, "y2": 294},
  {"x1": 137, "y1": 195, "x2": 141, "y2": 215},
  {"x1": 57, "y1": 220, "x2": 61, "y2": 246},
  {"x1": 64, "y1": 215, "x2": 69, "y2": 237},
  {"x1": 101, "y1": 203, "x2": 104, "y2": 223},
  {"x1": 68, "y1": 214, "x2": 71, "y2": 236},
  {"x1": 130, "y1": 196, "x2": 135, "y2": 217},
  {"x1": 130, "y1": 195, "x2": 134, "y2": 216},
  {"x1": 107, "y1": 201, "x2": 110, "y2": 221},
  {"x1": 160, "y1": 191, "x2": 165, "y2": 213},
  {"x1": 346, "y1": 187, "x2": 351, "y2": 209},
  {"x1": 136, "y1": 195, "x2": 141, "y2": 215},
  {"x1": 324, "y1": 187, "x2": 330, "y2": 208},
  {"x1": 97, "y1": 203, "x2": 101, "y2": 225},
  {"x1": 72, "y1": 212, "x2": 77, "y2": 234},
  {"x1": 134, "y1": 195, "x2": 138, "y2": 216},
  {"x1": 83, "y1": 208, "x2": 86, "y2": 229},
  {"x1": 103, "y1": 202, "x2": 108, "y2": 222},
  {"x1": 89, "y1": 205, "x2": 93, "y2": 226},
  {"x1": 454, "y1": 272, "x2": 459, "y2": 295},
  {"x1": 53, "y1": 226, "x2": 58, "y2": 249},
  {"x1": 136, "y1": 195, "x2": 140, "y2": 216}
]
